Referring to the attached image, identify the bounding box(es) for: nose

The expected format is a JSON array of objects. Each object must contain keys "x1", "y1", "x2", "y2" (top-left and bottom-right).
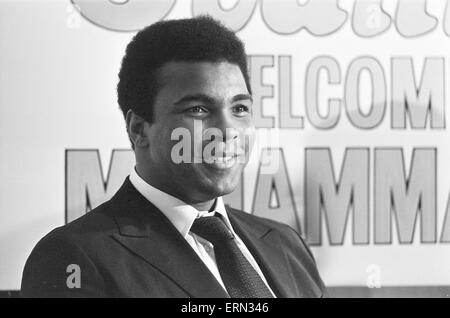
[{"x1": 209, "y1": 111, "x2": 239, "y2": 142}]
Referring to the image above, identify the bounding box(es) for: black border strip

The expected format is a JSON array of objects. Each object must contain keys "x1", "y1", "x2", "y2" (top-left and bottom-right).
[{"x1": 2, "y1": 287, "x2": 450, "y2": 298}]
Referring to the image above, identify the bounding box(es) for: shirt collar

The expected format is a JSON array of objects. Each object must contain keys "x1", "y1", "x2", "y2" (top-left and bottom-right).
[{"x1": 129, "y1": 168, "x2": 235, "y2": 238}]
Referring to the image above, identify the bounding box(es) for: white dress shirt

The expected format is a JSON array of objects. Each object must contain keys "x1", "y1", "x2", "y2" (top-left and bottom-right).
[{"x1": 129, "y1": 168, "x2": 275, "y2": 296}]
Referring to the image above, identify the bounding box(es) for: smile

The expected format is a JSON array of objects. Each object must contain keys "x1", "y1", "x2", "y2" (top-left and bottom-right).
[{"x1": 205, "y1": 154, "x2": 238, "y2": 169}]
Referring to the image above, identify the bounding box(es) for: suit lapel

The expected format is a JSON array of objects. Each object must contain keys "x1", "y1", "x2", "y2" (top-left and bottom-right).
[
  {"x1": 110, "y1": 178, "x2": 229, "y2": 298},
  {"x1": 226, "y1": 207, "x2": 300, "y2": 298}
]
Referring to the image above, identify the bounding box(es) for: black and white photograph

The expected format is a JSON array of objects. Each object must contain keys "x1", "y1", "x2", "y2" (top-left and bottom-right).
[{"x1": 1, "y1": 0, "x2": 450, "y2": 300}]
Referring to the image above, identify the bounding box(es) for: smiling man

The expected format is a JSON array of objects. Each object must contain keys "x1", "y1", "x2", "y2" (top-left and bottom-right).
[{"x1": 21, "y1": 16, "x2": 326, "y2": 298}]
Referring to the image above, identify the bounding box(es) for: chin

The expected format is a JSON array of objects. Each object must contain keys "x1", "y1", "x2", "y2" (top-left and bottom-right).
[
  {"x1": 189, "y1": 163, "x2": 244, "y2": 198},
  {"x1": 198, "y1": 177, "x2": 239, "y2": 198}
]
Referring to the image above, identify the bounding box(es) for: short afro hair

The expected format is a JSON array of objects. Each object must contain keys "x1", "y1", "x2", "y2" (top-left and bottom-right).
[{"x1": 117, "y1": 16, "x2": 251, "y2": 123}]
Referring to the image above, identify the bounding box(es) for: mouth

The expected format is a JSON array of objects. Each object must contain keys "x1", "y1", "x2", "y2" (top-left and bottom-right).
[{"x1": 204, "y1": 154, "x2": 239, "y2": 170}]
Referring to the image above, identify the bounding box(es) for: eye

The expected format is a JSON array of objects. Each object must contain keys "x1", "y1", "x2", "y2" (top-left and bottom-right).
[
  {"x1": 187, "y1": 106, "x2": 208, "y2": 114},
  {"x1": 232, "y1": 105, "x2": 250, "y2": 115}
]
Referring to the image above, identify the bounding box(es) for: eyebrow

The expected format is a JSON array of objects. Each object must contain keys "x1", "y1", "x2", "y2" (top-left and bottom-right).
[
  {"x1": 231, "y1": 94, "x2": 253, "y2": 103},
  {"x1": 173, "y1": 93, "x2": 253, "y2": 106}
]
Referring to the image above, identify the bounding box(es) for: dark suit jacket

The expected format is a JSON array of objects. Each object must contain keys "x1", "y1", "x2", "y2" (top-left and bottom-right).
[{"x1": 21, "y1": 177, "x2": 326, "y2": 298}]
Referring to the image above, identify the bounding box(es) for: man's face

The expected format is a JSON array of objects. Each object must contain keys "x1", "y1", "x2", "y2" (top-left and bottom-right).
[{"x1": 142, "y1": 61, "x2": 255, "y2": 203}]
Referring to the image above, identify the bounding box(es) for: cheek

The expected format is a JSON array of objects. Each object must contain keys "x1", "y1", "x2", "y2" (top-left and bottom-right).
[{"x1": 147, "y1": 125, "x2": 178, "y2": 160}]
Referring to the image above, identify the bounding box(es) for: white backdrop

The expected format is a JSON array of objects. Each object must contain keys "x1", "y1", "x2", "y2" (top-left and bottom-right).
[{"x1": 1, "y1": 0, "x2": 450, "y2": 293}]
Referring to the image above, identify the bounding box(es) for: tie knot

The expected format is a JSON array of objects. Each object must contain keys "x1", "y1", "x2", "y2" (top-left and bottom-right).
[{"x1": 190, "y1": 215, "x2": 235, "y2": 244}]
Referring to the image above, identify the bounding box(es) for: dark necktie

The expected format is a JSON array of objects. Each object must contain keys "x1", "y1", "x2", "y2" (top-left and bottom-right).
[{"x1": 190, "y1": 215, "x2": 274, "y2": 298}]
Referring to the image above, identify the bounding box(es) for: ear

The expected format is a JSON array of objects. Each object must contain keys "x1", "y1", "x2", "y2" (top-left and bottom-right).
[{"x1": 125, "y1": 110, "x2": 150, "y2": 148}]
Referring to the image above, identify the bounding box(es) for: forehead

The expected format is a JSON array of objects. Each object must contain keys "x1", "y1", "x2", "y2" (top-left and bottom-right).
[{"x1": 155, "y1": 61, "x2": 249, "y2": 100}]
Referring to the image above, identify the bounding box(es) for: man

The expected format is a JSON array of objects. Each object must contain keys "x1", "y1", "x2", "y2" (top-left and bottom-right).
[{"x1": 21, "y1": 16, "x2": 326, "y2": 298}]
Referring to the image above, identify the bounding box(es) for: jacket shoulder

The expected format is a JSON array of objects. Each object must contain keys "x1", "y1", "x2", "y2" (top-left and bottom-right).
[
  {"x1": 21, "y1": 199, "x2": 118, "y2": 297},
  {"x1": 20, "y1": 214, "x2": 110, "y2": 297},
  {"x1": 226, "y1": 205, "x2": 296, "y2": 233},
  {"x1": 54, "y1": 199, "x2": 117, "y2": 240}
]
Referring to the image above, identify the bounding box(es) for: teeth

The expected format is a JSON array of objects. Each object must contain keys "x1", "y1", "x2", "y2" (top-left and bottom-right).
[{"x1": 214, "y1": 156, "x2": 233, "y2": 163}]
